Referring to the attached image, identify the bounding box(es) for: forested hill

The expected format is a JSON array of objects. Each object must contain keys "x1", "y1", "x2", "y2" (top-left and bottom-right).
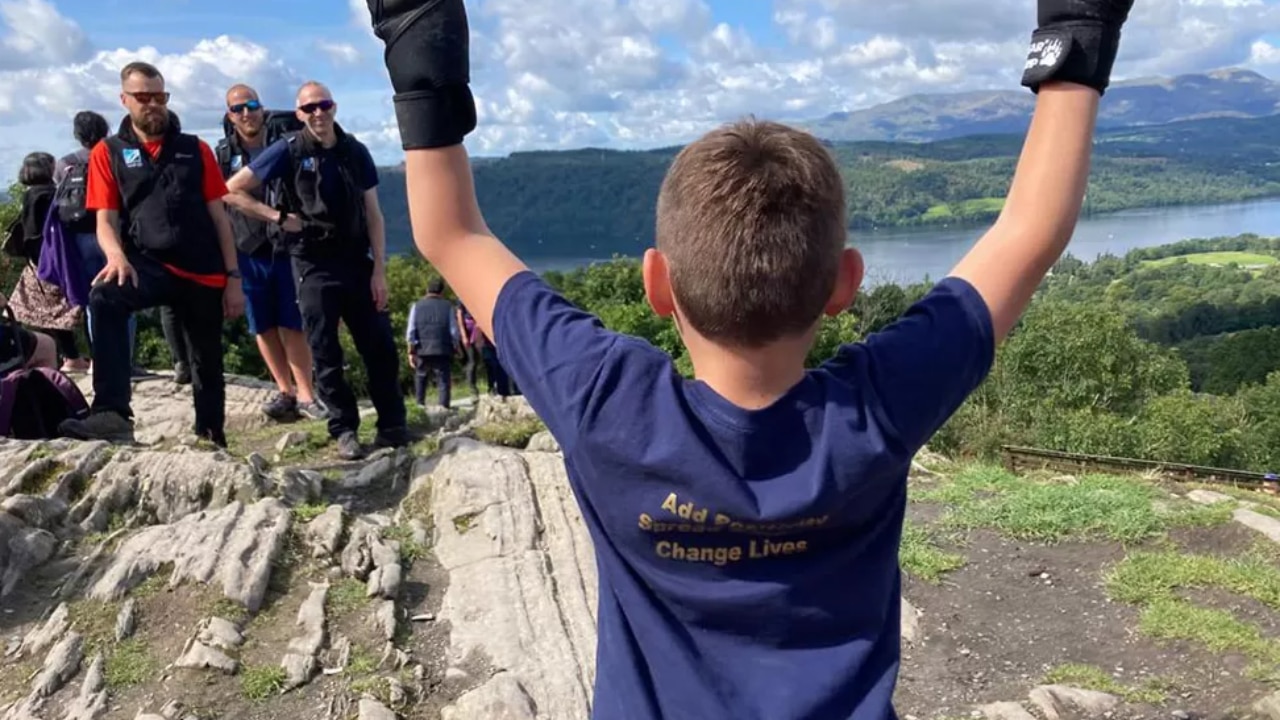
[{"x1": 374, "y1": 114, "x2": 1280, "y2": 258}]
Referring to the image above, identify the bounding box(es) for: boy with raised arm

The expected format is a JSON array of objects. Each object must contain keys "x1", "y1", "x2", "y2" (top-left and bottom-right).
[{"x1": 366, "y1": 0, "x2": 1134, "y2": 717}]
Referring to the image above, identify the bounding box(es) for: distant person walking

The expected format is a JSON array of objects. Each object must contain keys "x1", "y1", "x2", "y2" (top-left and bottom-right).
[
  {"x1": 406, "y1": 277, "x2": 458, "y2": 408},
  {"x1": 457, "y1": 303, "x2": 480, "y2": 397}
]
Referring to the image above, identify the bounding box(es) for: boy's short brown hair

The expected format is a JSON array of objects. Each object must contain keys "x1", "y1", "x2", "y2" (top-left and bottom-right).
[{"x1": 655, "y1": 118, "x2": 847, "y2": 348}]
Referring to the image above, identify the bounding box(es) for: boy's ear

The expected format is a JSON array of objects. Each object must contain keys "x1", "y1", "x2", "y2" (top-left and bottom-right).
[
  {"x1": 824, "y1": 247, "x2": 864, "y2": 316},
  {"x1": 643, "y1": 248, "x2": 677, "y2": 317}
]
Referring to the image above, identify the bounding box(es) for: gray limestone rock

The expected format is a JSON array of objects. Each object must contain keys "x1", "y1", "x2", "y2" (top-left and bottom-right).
[
  {"x1": 1028, "y1": 684, "x2": 1121, "y2": 720},
  {"x1": 441, "y1": 672, "x2": 537, "y2": 720},
  {"x1": 86, "y1": 498, "x2": 291, "y2": 612},
  {"x1": 305, "y1": 505, "x2": 346, "y2": 559},
  {"x1": 32, "y1": 630, "x2": 83, "y2": 697},
  {"x1": 357, "y1": 697, "x2": 397, "y2": 720}
]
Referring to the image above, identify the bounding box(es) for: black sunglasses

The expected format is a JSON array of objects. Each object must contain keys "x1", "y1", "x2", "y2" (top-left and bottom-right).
[
  {"x1": 298, "y1": 99, "x2": 335, "y2": 115},
  {"x1": 229, "y1": 99, "x2": 262, "y2": 114}
]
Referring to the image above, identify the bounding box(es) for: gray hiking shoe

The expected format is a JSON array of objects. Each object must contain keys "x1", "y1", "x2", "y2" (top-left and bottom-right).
[
  {"x1": 59, "y1": 411, "x2": 135, "y2": 444},
  {"x1": 336, "y1": 431, "x2": 365, "y2": 461},
  {"x1": 297, "y1": 400, "x2": 329, "y2": 421},
  {"x1": 262, "y1": 392, "x2": 298, "y2": 422}
]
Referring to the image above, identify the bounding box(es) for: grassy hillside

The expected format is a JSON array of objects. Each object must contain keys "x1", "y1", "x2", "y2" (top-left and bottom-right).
[{"x1": 375, "y1": 115, "x2": 1280, "y2": 258}]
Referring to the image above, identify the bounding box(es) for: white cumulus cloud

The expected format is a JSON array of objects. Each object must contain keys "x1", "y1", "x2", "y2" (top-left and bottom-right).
[{"x1": 5, "y1": 0, "x2": 1280, "y2": 179}]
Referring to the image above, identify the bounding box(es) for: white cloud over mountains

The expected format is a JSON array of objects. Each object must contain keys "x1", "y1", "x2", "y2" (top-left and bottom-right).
[{"x1": 1, "y1": 0, "x2": 1279, "y2": 182}]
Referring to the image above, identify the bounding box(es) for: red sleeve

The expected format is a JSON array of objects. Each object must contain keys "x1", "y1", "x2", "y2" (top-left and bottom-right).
[
  {"x1": 85, "y1": 141, "x2": 119, "y2": 211},
  {"x1": 199, "y1": 141, "x2": 228, "y2": 202}
]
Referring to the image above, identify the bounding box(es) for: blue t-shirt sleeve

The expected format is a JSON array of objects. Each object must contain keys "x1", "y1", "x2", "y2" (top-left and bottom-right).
[
  {"x1": 492, "y1": 271, "x2": 621, "y2": 451},
  {"x1": 247, "y1": 138, "x2": 291, "y2": 185},
  {"x1": 827, "y1": 276, "x2": 995, "y2": 452}
]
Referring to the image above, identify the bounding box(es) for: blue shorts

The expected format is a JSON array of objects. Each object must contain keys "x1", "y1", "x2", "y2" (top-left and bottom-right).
[{"x1": 239, "y1": 250, "x2": 302, "y2": 335}]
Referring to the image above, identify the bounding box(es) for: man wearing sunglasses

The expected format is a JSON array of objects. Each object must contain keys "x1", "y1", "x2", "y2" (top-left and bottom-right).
[
  {"x1": 225, "y1": 81, "x2": 409, "y2": 460},
  {"x1": 59, "y1": 61, "x2": 244, "y2": 447},
  {"x1": 216, "y1": 84, "x2": 325, "y2": 424}
]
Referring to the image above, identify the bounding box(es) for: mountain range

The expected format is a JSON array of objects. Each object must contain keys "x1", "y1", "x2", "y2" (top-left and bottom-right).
[{"x1": 800, "y1": 67, "x2": 1280, "y2": 143}]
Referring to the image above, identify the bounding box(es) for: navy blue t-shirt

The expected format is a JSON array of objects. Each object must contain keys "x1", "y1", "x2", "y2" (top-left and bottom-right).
[
  {"x1": 492, "y1": 271, "x2": 994, "y2": 720},
  {"x1": 246, "y1": 133, "x2": 379, "y2": 211}
]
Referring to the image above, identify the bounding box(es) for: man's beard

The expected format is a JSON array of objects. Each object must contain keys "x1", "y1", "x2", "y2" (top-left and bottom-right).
[{"x1": 134, "y1": 110, "x2": 168, "y2": 136}]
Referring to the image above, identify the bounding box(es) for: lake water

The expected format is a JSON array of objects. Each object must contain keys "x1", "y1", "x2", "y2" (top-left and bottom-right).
[{"x1": 518, "y1": 197, "x2": 1280, "y2": 286}]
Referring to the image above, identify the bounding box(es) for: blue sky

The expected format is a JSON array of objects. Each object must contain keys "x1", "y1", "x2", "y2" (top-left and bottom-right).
[{"x1": 1, "y1": 0, "x2": 1278, "y2": 182}]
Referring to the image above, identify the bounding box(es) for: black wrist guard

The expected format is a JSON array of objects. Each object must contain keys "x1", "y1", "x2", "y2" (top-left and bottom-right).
[
  {"x1": 393, "y1": 84, "x2": 477, "y2": 150},
  {"x1": 1020, "y1": 21, "x2": 1122, "y2": 96}
]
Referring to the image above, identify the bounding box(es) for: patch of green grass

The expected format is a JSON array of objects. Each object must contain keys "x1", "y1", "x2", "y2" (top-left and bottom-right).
[
  {"x1": 382, "y1": 524, "x2": 427, "y2": 564},
  {"x1": 1143, "y1": 251, "x2": 1278, "y2": 269},
  {"x1": 291, "y1": 503, "x2": 329, "y2": 523},
  {"x1": 412, "y1": 435, "x2": 441, "y2": 458},
  {"x1": 915, "y1": 464, "x2": 1231, "y2": 543},
  {"x1": 1106, "y1": 548, "x2": 1280, "y2": 682},
  {"x1": 921, "y1": 196, "x2": 1005, "y2": 222},
  {"x1": 347, "y1": 644, "x2": 379, "y2": 676},
  {"x1": 453, "y1": 511, "x2": 480, "y2": 534},
  {"x1": 899, "y1": 523, "x2": 966, "y2": 583},
  {"x1": 240, "y1": 664, "x2": 287, "y2": 701},
  {"x1": 18, "y1": 459, "x2": 67, "y2": 495},
  {"x1": 1043, "y1": 662, "x2": 1177, "y2": 704},
  {"x1": 67, "y1": 600, "x2": 121, "y2": 652},
  {"x1": 325, "y1": 578, "x2": 369, "y2": 617},
  {"x1": 206, "y1": 596, "x2": 251, "y2": 625},
  {"x1": 103, "y1": 638, "x2": 158, "y2": 688},
  {"x1": 472, "y1": 417, "x2": 546, "y2": 448}
]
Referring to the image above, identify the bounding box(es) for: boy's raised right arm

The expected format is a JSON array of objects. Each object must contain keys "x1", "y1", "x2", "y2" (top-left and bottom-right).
[{"x1": 948, "y1": 0, "x2": 1134, "y2": 343}]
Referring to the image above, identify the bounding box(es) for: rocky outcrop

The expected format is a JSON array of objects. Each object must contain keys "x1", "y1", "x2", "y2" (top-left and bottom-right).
[{"x1": 423, "y1": 437, "x2": 598, "y2": 719}]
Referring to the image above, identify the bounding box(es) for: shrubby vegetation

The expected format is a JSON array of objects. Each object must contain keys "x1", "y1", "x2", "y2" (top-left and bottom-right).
[{"x1": 6, "y1": 169, "x2": 1280, "y2": 473}]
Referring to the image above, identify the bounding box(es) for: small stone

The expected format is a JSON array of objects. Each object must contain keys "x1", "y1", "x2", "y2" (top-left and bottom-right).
[{"x1": 410, "y1": 613, "x2": 434, "y2": 622}]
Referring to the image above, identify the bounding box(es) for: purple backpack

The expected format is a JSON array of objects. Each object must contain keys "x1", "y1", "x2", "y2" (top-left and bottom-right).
[
  {"x1": 0, "y1": 313, "x2": 89, "y2": 439},
  {"x1": 36, "y1": 196, "x2": 89, "y2": 308}
]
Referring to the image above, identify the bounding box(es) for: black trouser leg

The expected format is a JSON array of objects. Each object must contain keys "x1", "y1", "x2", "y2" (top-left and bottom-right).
[
  {"x1": 416, "y1": 354, "x2": 451, "y2": 408},
  {"x1": 414, "y1": 359, "x2": 429, "y2": 406},
  {"x1": 88, "y1": 256, "x2": 186, "y2": 417},
  {"x1": 172, "y1": 285, "x2": 226, "y2": 439},
  {"x1": 340, "y1": 262, "x2": 407, "y2": 432},
  {"x1": 295, "y1": 258, "x2": 358, "y2": 438},
  {"x1": 463, "y1": 344, "x2": 479, "y2": 395},
  {"x1": 160, "y1": 304, "x2": 189, "y2": 367},
  {"x1": 50, "y1": 329, "x2": 80, "y2": 360}
]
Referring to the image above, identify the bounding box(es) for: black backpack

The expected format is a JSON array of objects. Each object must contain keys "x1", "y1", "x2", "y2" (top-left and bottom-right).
[
  {"x1": 215, "y1": 110, "x2": 305, "y2": 176},
  {"x1": 54, "y1": 152, "x2": 90, "y2": 226}
]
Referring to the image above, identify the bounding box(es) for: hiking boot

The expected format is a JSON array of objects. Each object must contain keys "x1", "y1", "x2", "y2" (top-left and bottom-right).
[
  {"x1": 59, "y1": 411, "x2": 135, "y2": 444},
  {"x1": 262, "y1": 392, "x2": 298, "y2": 422},
  {"x1": 297, "y1": 400, "x2": 328, "y2": 421},
  {"x1": 336, "y1": 431, "x2": 365, "y2": 461},
  {"x1": 174, "y1": 362, "x2": 192, "y2": 385},
  {"x1": 374, "y1": 426, "x2": 412, "y2": 449}
]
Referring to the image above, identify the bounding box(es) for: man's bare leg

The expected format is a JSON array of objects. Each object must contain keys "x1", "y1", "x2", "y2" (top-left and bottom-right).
[
  {"x1": 256, "y1": 331, "x2": 294, "y2": 396},
  {"x1": 280, "y1": 328, "x2": 317, "y2": 404}
]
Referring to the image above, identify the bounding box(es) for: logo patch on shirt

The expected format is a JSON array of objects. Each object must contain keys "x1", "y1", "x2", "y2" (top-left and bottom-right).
[
  {"x1": 121, "y1": 148, "x2": 142, "y2": 168},
  {"x1": 175, "y1": 152, "x2": 195, "y2": 160},
  {"x1": 300, "y1": 157, "x2": 316, "y2": 171},
  {"x1": 230, "y1": 155, "x2": 243, "y2": 170}
]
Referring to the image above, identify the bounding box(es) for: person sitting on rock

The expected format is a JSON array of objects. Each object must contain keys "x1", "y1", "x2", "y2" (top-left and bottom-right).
[
  {"x1": 366, "y1": 0, "x2": 1135, "y2": 716},
  {"x1": 57, "y1": 61, "x2": 245, "y2": 447}
]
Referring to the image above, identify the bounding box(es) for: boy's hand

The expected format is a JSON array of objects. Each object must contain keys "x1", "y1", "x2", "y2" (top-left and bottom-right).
[
  {"x1": 368, "y1": 0, "x2": 477, "y2": 150},
  {"x1": 1021, "y1": 0, "x2": 1134, "y2": 95}
]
